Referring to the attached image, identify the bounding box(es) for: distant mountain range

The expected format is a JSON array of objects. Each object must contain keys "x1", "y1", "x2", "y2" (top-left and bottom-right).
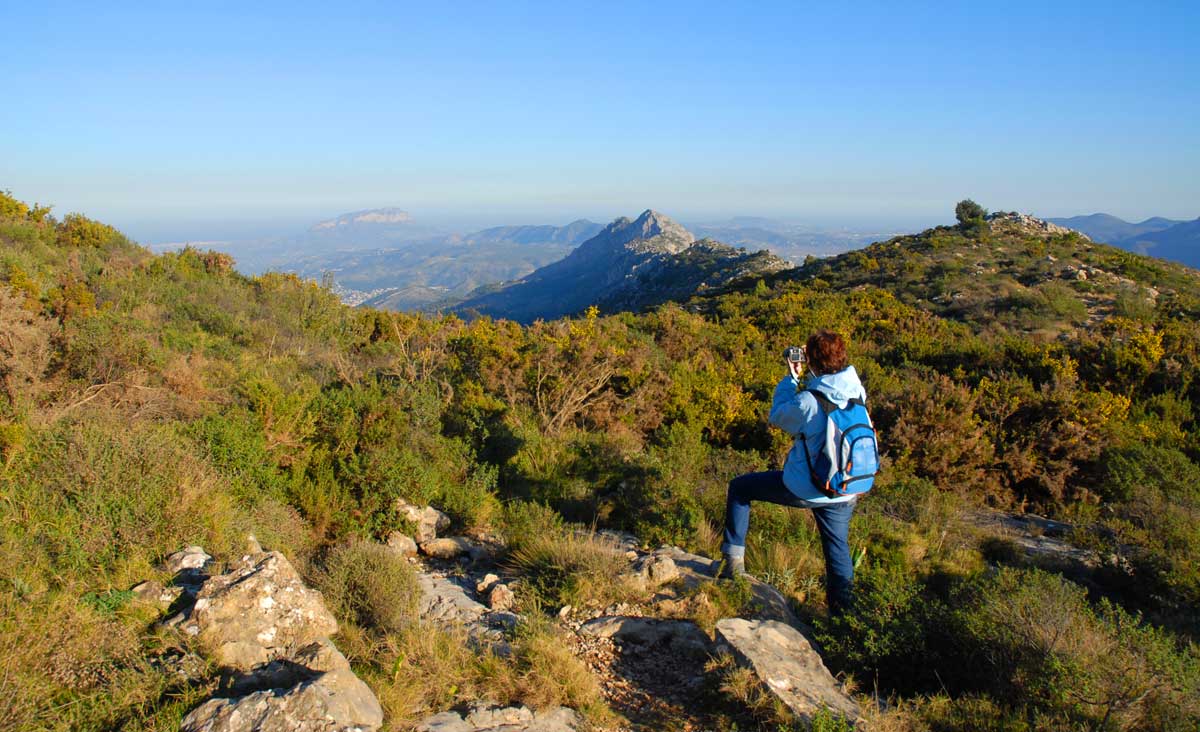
[
  {"x1": 1046, "y1": 213, "x2": 1199, "y2": 268},
  {"x1": 318, "y1": 219, "x2": 604, "y2": 309},
  {"x1": 450, "y1": 210, "x2": 790, "y2": 323}
]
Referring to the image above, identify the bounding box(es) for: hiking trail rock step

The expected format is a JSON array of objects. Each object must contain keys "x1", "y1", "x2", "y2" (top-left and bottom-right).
[
  {"x1": 715, "y1": 618, "x2": 859, "y2": 724},
  {"x1": 415, "y1": 704, "x2": 580, "y2": 732},
  {"x1": 580, "y1": 616, "x2": 710, "y2": 657},
  {"x1": 181, "y1": 667, "x2": 383, "y2": 732}
]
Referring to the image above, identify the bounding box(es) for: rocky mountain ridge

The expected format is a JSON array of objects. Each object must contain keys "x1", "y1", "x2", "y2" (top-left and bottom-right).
[{"x1": 453, "y1": 210, "x2": 790, "y2": 322}]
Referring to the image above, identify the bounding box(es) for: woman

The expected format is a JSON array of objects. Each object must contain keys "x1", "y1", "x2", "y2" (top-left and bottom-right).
[{"x1": 719, "y1": 330, "x2": 865, "y2": 613}]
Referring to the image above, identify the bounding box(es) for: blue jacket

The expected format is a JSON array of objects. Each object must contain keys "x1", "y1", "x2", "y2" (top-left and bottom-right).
[{"x1": 769, "y1": 365, "x2": 867, "y2": 504}]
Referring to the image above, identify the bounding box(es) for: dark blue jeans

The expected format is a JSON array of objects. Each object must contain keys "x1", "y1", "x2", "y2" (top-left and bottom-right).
[{"x1": 721, "y1": 470, "x2": 856, "y2": 611}]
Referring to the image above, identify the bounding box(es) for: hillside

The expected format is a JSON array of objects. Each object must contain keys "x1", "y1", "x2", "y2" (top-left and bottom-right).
[
  {"x1": 2, "y1": 191, "x2": 1199, "y2": 731},
  {"x1": 1119, "y1": 218, "x2": 1200, "y2": 269},
  {"x1": 453, "y1": 210, "x2": 790, "y2": 322},
  {"x1": 777, "y1": 211, "x2": 1200, "y2": 338}
]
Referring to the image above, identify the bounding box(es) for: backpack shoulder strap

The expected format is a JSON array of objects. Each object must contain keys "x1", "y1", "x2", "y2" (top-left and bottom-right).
[{"x1": 805, "y1": 389, "x2": 838, "y2": 415}]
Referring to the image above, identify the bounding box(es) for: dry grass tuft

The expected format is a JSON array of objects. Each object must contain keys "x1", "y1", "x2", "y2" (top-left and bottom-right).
[{"x1": 505, "y1": 527, "x2": 639, "y2": 610}]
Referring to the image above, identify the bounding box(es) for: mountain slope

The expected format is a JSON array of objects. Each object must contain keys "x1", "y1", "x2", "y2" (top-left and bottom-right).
[
  {"x1": 452, "y1": 210, "x2": 790, "y2": 322},
  {"x1": 1116, "y1": 218, "x2": 1200, "y2": 269},
  {"x1": 465, "y1": 219, "x2": 602, "y2": 246},
  {"x1": 767, "y1": 211, "x2": 1200, "y2": 337}
]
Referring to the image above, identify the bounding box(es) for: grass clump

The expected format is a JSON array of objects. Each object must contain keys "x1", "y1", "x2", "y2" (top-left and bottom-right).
[
  {"x1": 312, "y1": 540, "x2": 419, "y2": 633},
  {"x1": 503, "y1": 503, "x2": 637, "y2": 610}
]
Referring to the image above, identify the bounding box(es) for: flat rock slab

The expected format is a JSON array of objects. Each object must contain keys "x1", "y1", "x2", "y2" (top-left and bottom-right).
[
  {"x1": 418, "y1": 573, "x2": 488, "y2": 624},
  {"x1": 580, "y1": 616, "x2": 709, "y2": 657},
  {"x1": 654, "y1": 546, "x2": 803, "y2": 629},
  {"x1": 715, "y1": 618, "x2": 858, "y2": 724},
  {"x1": 181, "y1": 668, "x2": 383, "y2": 732},
  {"x1": 416, "y1": 705, "x2": 579, "y2": 732}
]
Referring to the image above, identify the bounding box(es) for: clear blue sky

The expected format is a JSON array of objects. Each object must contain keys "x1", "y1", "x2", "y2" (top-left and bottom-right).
[{"x1": 2, "y1": 1, "x2": 1197, "y2": 240}]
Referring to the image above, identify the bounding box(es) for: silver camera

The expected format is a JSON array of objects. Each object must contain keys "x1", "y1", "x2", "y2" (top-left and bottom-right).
[{"x1": 784, "y1": 346, "x2": 806, "y2": 364}]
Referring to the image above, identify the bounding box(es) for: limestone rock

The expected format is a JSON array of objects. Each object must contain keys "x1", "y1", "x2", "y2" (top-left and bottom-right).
[
  {"x1": 487, "y1": 583, "x2": 515, "y2": 612},
  {"x1": 188, "y1": 551, "x2": 338, "y2": 671},
  {"x1": 652, "y1": 546, "x2": 801, "y2": 628},
  {"x1": 228, "y1": 638, "x2": 352, "y2": 695},
  {"x1": 415, "y1": 704, "x2": 579, "y2": 732},
  {"x1": 715, "y1": 618, "x2": 858, "y2": 724},
  {"x1": 131, "y1": 580, "x2": 183, "y2": 608},
  {"x1": 164, "y1": 546, "x2": 213, "y2": 574},
  {"x1": 476, "y1": 573, "x2": 501, "y2": 594},
  {"x1": 395, "y1": 499, "x2": 451, "y2": 543},
  {"x1": 417, "y1": 573, "x2": 487, "y2": 624},
  {"x1": 580, "y1": 616, "x2": 709, "y2": 656},
  {"x1": 986, "y1": 211, "x2": 1086, "y2": 239},
  {"x1": 421, "y1": 536, "x2": 473, "y2": 560},
  {"x1": 180, "y1": 668, "x2": 383, "y2": 732},
  {"x1": 386, "y1": 531, "x2": 419, "y2": 558},
  {"x1": 630, "y1": 552, "x2": 679, "y2": 588}
]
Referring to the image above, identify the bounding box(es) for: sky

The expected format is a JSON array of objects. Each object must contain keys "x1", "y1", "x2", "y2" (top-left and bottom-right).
[{"x1": 2, "y1": 1, "x2": 1198, "y2": 242}]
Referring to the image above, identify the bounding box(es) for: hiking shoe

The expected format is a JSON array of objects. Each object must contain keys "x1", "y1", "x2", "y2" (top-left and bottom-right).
[{"x1": 718, "y1": 554, "x2": 746, "y2": 580}]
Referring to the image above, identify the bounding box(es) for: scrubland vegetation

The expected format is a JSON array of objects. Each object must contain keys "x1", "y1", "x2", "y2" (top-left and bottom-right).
[{"x1": 2, "y1": 189, "x2": 1199, "y2": 730}]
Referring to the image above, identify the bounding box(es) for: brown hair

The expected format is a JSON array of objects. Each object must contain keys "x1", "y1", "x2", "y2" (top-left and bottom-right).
[{"x1": 806, "y1": 330, "x2": 848, "y2": 374}]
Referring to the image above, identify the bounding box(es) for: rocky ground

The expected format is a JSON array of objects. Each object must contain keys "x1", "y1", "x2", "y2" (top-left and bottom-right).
[
  {"x1": 132, "y1": 498, "x2": 1119, "y2": 731},
  {"x1": 132, "y1": 495, "x2": 863, "y2": 732}
]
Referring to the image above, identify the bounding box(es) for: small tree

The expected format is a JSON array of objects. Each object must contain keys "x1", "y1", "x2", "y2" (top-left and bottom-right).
[
  {"x1": 955, "y1": 199, "x2": 988, "y2": 237},
  {"x1": 955, "y1": 199, "x2": 986, "y2": 225}
]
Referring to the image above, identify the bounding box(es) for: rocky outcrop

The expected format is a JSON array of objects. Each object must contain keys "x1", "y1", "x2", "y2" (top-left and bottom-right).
[
  {"x1": 181, "y1": 667, "x2": 383, "y2": 732},
  {"x1": 650, "y1": 545, "x2": 801, "y2": 628},
  {"x1": 186, "y1": 551, "x2": 338, "y2": 671},
  {"x1": 453, "y1": 210, "x2": 789, "y2": 323},
  {"x1": 716, "y1": 618, "x2": 859, "y2": 724},
  {"x1": 580, "y1": 616, "x2": 709, "y2": 657},
  {"x1": 415, "y1": 704, "x2": 579, "y2": 732},
  {"x1": 167, "y1": 545, "x2": 382, "y2": 732},
  {"x1": 987, "y1": 212, "x2": 1086, "y2": 239}
]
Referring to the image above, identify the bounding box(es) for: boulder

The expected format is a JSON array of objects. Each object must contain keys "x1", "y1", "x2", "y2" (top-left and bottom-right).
[
  {"x1": 416, "y1": 704, "x2": 579, "y2": 732},
  {"x1": 165, "y1": 546, "x2": 213, "y2": 574},
  {"x1": 629, "y1": 552, "x2": 679, "y2": 588},
  {"x1": 487, "y1": 583, "x2": 515, "y2": 612},
  {"x1": 476, "y1": 573, "x2": 501, "y2": 594},
  {"x1": 395, "y1": 499, "x2": 451, "y2": 543},
  {"x1": 386, "y1": 531, "x2": 419, "y2": 558},
  {"x1": 180, "y1": 668, "x2": 383, "y2": 732},
  {"x1": 715, "y1": 618, "x2": 858, "y2": 724},
  {"x1": 421, "y1": 536, "x2": 473, "y2": 560},
  {"x1": 187, "y1": 551, "x2": 338, "y2": 671}
]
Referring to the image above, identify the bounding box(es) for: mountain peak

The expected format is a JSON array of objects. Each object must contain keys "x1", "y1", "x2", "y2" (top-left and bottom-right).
[
  {"x1": 595, "y1": 209, "x2": 695, "y2": 254},
  {"x1": 311, "y1": 208, "x2": 412, "y2": 231}
]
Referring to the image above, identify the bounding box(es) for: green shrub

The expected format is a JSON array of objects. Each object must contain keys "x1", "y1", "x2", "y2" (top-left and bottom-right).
[
  {"x1": 1099, "y1": 443, "x2": 1200, "y2": 503},
  {"x1": 313, "y1": 540, "x2": 418, "y2": 632}
]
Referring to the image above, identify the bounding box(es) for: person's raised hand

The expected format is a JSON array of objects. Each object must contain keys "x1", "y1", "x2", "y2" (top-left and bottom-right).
[{"x1": 787, "y1": 358, "x2": 805, "y2": 381}]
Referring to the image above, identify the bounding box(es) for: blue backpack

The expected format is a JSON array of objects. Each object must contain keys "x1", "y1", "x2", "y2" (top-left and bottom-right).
[{"x1": 802, "y1": 389, "x2": 879, "y2": 496}]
